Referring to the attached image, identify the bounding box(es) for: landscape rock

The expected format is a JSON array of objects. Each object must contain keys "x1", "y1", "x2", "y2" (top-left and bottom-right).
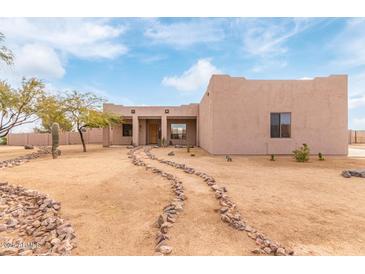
[
  {"x1": 0, "y1": 182, "x2": 76, "y2": 256},
  {"x1": 24, "y1": 145, "x2": 34, "y2": 150},
  {"x1": 158, "y1": 245, "x2": 172, "y2": 255}
]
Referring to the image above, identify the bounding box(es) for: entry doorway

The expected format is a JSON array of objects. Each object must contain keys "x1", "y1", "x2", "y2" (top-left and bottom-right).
[{"x1": 149, "y1": 123, "x2": 160, "y2": 144}]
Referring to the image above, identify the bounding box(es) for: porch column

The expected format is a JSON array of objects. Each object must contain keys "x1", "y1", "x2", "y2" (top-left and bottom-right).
[
  {"x1": 161, "y1": 115, "x2": 167, "y2": 145},
  {"x1": 102, "y1": 125, "x2": 111, "y2": 147},
  {"x1": 196, "y1": 118, "x2": 199, "y2": 147},
  {"x1": 132, "y1": 115, "x2": 139, "y2": 146}
]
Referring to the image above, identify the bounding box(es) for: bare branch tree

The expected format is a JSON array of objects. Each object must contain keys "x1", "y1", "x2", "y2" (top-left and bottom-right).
[{"x1": 0, "y1": 78, "x2": 45, "y2": 137}]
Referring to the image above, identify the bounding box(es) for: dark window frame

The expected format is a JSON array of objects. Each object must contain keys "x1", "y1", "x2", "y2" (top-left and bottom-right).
[
  {"x1": 170, "y1": 123, "x2": 187, "y2": 140},
  {"x1": 122, "y1": 124, "x2": 133, "y2": 137},
  {"x1": 270, "y1": 112, "x2": 291, "y2": 138}
]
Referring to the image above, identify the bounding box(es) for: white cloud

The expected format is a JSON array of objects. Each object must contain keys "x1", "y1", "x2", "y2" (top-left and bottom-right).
[
  {"x1": 329, "y1": 18, "x2": 365, "y2": 70},
  {"x1": 16, "y1": 44, "x2": 65, "y2": 79},
  {"x1": 349, "y1": 95, "x2": 365, "y2": 109},
  {"x1": 162, "y1": 58, "x2": 222, "y2": 92},
  {"x1": 0, "y1": 18, "x2": 127, "y2": 82},
  {"x1": 144, "y1": 19, "x2": 224, "y2": 47},
  {"x1": 240, "y1": 18, "x2": 316, "y2": 57}
]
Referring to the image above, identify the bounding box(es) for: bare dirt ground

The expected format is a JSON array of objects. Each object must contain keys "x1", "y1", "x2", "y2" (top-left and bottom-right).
[
  {"x1": 1, "y1": 144, "x2": 365, "y2": 255},
  {"x1": 0, "y1": 146, "x2": 31, "y2": 161},
  {"x1": 151, "y1": 146, "x2": 365, "y2": 255},
  {"x1": 0, "y1": 145, "x2": 172, "y2": 255}
]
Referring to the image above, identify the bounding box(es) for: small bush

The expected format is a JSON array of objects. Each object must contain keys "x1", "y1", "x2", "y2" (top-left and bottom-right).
[
  {"x1": 0, "y1": 137, "x2": 7, "y2": 145},
  {"x1": 190, "y1": 153, "x2": 195, "y2": 157},
  {"x1": 270, "y1": 154, "x2": 275, "y2": 161},
  {"x1": 293, "y1": 143, "x2": 310, "y2": 162},
  {"x1": 318, "y1": 152, "x2": 325, "y2": 161}
]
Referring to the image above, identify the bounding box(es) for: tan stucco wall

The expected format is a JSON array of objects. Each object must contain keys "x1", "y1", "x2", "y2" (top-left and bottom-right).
[
  {"x1": 198, "y1": 81, "x2": 214, "y2": 152},
  {"x1": 200, "y1": 74, "x2": 348, "y2": 155},
  {"x1": 7, "y1": 128, "x2": 103, "y2": 146},
  {"x1": 103, "y1": 74, "x2": 348, "y2": 155},
  {"x1": 111, "y1": 120, "x2": 132, "y2": 145},
  {"x1": 103, "y1": 103, "x2": 199, "y2": 117}
]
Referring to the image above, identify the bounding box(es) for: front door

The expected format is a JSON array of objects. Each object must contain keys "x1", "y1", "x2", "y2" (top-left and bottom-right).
[{"x1": 149, "y1": 124, "x2": 159, "y2": 144}]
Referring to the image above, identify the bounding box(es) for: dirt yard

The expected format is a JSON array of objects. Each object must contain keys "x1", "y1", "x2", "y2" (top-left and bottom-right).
[
  {"x1": 152, "y1": 146, "x2": 365, "y2": 255},
  {"x1": 1, "y1": 144, "x2": 365, "y2": 255},
  {"x1": 0, "y1": 145, "x2": 172, "y2": 255}
]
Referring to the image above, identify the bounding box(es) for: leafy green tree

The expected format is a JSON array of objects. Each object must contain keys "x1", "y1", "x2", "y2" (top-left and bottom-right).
[
  {"x1": 0, "y1": 32, "x2": 13, "y2": 65},
  {"x1": 62, "y1": 91, "x2": 122, "y2": 152},
  {"x1": 36, "y1": 95, "x2": 73, "y2": 132},
  {"x1": 0, "y1": 78, "x2": 45, "y2": 137}
]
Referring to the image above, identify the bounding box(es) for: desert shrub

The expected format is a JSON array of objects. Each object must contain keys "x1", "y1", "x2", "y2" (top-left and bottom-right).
[
  {"x1": 318, "y1": 152, "x2": 325, "y2": 161},
  {"x1": 293, "y1": 143, "x2": 310, "y2": 162},
  {"x1": 270, "y1": 154, "x2": 275, "y2": 161},
  {"x1": 0, "y1": 137, "x2": 7, "y2": 145}
]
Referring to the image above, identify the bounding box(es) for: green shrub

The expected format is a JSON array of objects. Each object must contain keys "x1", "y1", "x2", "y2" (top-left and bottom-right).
[
  {"x1": 0, "y1": 137, "x2": 7, "y2": 145},
  {"x1": 318, "y1": 152, "x2": 325, "y2": 161},
  {"x1": 293, "y1": 143, "x2": 310, "y2": 162},
  {"x1": 270, "y1": 154, "x2": 275, "y2": 161}
]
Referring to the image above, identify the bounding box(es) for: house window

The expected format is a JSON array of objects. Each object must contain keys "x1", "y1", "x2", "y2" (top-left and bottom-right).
[
  {"x1": 123, "y1": 124, "x2": 132, "y2": 137},
  {"x1": 270, "y1": 113, "x2": 291, "y2": 138},
  {"x1": 171, "y1": 124, "x2": 186, "y2": 140}
]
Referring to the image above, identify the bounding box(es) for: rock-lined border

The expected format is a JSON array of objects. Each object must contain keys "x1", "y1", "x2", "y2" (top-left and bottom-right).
[
  {"x1": 342, "y1": 169, "x2": 365, "y2": 178},
  {"x1": 145, "y1": 147, "x2": 294, "y2": 256},
  {"x1": 128, "y1": 146, "x2": 185, "y2": 255},
  {"x1": 0, "y1": 182, "x2": 76, "y2": 256},
  {"x1": 0, "y1": 147, "x2": 51, "y2": 169}
]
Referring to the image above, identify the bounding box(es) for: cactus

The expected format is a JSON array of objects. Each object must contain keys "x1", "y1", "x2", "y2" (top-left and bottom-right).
[
  {"x1": 51, "y1": 122, "x2": 60, "y2": 159},
  {"x1": 318, "y1": 152, "x2": 325, "y2": 161},
  {"x1": 161, "y1": 137, "x2": 166, "y2": 147}
]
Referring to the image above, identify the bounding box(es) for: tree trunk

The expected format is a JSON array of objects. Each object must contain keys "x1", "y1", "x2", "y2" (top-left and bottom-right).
[{"x1": 78, "y1": 128, "x2": 87, "y2": 152}]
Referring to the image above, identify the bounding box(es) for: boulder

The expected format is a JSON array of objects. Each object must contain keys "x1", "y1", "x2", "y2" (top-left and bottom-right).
[
  {"x1": 158, "y1": 245, "x2": 172, "y2": 255},
  {"x1": 0, "y1": 224, "x2": 7, "y2": 232},
  {"x1": 275, "y1": 247, "x2": 286, "y2": 256}
]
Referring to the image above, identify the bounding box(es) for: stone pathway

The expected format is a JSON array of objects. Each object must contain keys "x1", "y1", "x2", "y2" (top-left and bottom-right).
[
  {"x1": 142, "y1": 146, "x2": 295, "y2": 255},
  {"x1": 133, "y1": 147, "x2": 258, "y2": 255}
]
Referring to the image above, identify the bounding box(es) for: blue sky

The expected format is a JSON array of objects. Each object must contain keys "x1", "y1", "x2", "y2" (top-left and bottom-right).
[{"x1": 1, "y1": 18, "x2": 365, "y2": 129}]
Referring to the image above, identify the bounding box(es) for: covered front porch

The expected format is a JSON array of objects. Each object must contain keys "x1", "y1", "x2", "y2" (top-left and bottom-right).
[{"x1": 103, "y1": 115, "x2": 198, "y2": 147}]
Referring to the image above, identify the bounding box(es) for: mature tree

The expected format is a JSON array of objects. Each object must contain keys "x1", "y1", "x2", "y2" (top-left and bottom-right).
[
  {"x1": 62, "y1": 91, "x2": 122, "y2": 152},
  {"x1": 0, "y1": 32, "x2": 14, "y2": 65},
  {"x1": 0, "y1": 78, "x2": 45, "y2": 138},
  {"x1": 36, "y1": 95, "x2": 73, "y2": 132}
]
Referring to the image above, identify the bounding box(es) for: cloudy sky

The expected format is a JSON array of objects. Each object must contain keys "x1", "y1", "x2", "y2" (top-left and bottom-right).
[{"x1": 1, "y1": 17, "x2": 365, "y2": 129}]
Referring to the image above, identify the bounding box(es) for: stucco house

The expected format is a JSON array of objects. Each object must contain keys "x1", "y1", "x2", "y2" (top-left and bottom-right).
[{"x1": 103, "y1": 74, "x2": 348, "y2": 155}]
